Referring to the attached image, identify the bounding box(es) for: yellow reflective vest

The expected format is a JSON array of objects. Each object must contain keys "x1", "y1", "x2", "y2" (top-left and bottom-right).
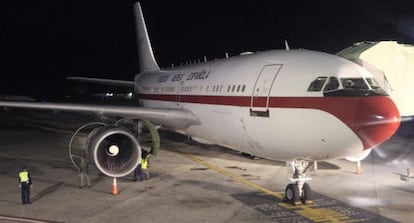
[
  {"x1": 141, "y1": 157, "x2": 148, "y2": 170},
  {"x1": 19, "y1": 171, "x2": 29, "y2": 183}
]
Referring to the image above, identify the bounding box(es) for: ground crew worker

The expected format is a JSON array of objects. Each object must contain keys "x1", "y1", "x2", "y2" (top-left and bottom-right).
[
  {"x1": 133, "y1": 157, "x2": 142, "y2": 181},
  {"x1": 79, "y1": 156, "x2": 91, "y2": 188},
  {"x1": 141, "y1": 151, "x2": 150, "y2": 180},
  {"x1": 18, "y1": 166, "x2": 32, "y2": 204}
]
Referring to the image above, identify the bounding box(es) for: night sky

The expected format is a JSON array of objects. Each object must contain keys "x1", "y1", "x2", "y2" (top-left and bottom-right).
[{"x1": 1, "y1": 0, "x2": 413, "y2": 96}]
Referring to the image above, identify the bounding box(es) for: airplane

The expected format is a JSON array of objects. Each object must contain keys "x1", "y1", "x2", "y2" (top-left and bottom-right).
[{"x1": 0, "y1": 2, "x2": 401, "y2": 205}]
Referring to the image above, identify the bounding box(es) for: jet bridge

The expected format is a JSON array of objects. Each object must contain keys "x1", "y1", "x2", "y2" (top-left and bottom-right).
[{"x1": 337, "y1": 41, "x2": 414, "y2": 116}]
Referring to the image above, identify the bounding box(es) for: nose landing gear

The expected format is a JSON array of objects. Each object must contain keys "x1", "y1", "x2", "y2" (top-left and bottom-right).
[{"x1": 284, "y1": 160, "x2": 313, "y2": 205}]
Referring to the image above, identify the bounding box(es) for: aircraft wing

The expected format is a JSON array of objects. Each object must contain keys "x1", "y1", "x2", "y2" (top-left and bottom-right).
[
  {"x1": 67, "y1": 77, "x2": 136, "y2": 87},
  {"x1": 0, "y1": 101, "x2": 200, "y2": 129}
]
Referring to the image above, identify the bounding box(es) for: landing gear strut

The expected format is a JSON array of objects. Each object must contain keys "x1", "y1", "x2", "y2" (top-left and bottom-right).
[{"x1": 284, "y1": 160, "x2": 313, "y2": 205}]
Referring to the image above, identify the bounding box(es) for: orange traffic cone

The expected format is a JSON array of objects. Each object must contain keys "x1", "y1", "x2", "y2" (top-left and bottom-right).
[{"x1": 112, "y1": 177, "x2": 118, "y2": 195}]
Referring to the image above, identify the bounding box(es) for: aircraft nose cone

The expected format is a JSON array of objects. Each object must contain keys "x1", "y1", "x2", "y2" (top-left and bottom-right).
[{"x1": 353, "y1": 97, "x2": 400, "y2": 149}]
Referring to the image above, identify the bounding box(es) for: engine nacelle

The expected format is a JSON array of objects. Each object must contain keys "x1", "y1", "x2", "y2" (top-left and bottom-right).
[{"x1": 87, "y1": 126, "x2": 141, "y2": 178}]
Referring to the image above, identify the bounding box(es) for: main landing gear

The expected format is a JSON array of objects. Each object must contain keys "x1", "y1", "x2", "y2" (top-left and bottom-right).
[{"x1": 284, "y1": 160, "x2": 313, "y2": 205}]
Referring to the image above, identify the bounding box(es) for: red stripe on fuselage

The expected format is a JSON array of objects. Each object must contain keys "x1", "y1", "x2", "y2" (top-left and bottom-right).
[
  {"x1": 140, "y1": 94, "x2": 252, "y2": 106},
  {"x1": 138, "y1": 93, "x2": 400, "y2": 150},
  {"x1": 138, "y1": 93, "x2": 367, "y2": 112}
]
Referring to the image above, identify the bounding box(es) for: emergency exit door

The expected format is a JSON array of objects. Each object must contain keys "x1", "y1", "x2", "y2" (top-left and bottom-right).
[{"x1": 250, "y1": 64, "x2": 282, "y2": 117}]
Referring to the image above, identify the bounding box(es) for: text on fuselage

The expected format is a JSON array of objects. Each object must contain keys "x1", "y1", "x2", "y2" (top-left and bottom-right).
[{"x1": 158, "y1": 69, "x2": 211, "y2": 83}]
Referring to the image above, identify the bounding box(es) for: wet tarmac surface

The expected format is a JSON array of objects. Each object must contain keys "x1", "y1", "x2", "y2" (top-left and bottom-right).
[{"x1": 0, "y1": 110, "x2": 413, "y2": 222}]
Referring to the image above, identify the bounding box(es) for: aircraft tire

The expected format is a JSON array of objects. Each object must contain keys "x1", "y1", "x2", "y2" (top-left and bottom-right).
[
  {"x1": 285, "y1": 183, "x2": 300, "y2": 204},
  {"x1": 301, "y1": 183, "x2": 312, "y2": 204}
]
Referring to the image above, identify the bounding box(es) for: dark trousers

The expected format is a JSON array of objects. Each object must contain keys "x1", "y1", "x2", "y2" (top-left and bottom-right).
[
  {"x1": 21, "y1": 183, "x2": 30, "y2": 204},
  {"x1": 134, "y1": 164, "x2": 142, "y2": 181}
]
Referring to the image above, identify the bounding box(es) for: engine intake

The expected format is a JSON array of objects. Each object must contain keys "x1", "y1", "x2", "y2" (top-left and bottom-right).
[{"x1": 88, "y1": 126, "x2": 141, "y2": 177}]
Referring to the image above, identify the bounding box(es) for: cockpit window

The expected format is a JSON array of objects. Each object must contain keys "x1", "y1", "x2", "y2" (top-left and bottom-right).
[
  {"x1": 324, "y1": 77, "x2": 388, "y2": 97},
  {"x1": 337, "y1": 78, "x2": 382, "y2": 90},
  {"x1": 366, "y1": 78, "x2": 381, "y2": 89},
  {"x1": 307, "y1": 77, "x2": 327, "y2": 92},
  {"x1": 340, "y1": 78, "x2": 369, "y2": 90},
  {"x1": 323, "y1": 76, "x2": 339, "y2": 92}
]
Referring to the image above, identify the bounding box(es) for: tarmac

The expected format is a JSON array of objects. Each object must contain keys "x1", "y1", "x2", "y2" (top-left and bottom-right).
[{"x1": 0, "y1": 109, "x2": 413, "y2": 223}]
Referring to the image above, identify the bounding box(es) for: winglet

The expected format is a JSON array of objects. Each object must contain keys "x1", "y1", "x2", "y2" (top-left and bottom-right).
[
  {"x1": 134, "y1": 2, "x2": 160, "y2": 72},
  {"x1": 285, "y1": 40, "x2": 290, "y2": 50}
]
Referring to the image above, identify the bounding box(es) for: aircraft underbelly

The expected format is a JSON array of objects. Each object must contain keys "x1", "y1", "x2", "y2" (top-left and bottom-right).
[
  {"x1": 241, "y1": 108, "x2": 363, "y2": 160},
  {"x1": 141, "y1": 99, "x2": 363, "y2": 161}
]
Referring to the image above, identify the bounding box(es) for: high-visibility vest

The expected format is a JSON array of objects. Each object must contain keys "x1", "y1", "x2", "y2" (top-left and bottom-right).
[
  {"x1": 142, "y1": 158, "x2": 148, "y2": 170},
  {"x1": 19, "y1": 171, "x2": 29, "y2": 183}
]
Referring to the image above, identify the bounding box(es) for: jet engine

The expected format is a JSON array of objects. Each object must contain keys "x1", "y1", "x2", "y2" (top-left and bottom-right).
[{"x1": 87, "y1": 126, "x2": 141, "y2": 178}]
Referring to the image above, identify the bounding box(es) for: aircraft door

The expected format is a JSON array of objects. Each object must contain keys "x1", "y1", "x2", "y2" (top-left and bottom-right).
[
  {"x1": 250, "y1": 64, "x2": 282, "y2": 117},
  {"x1": 176, "y1": 81, "x2": 185, "y2": 105}
]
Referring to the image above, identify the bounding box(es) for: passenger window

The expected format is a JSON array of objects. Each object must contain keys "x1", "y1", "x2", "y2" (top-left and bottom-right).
[
  {"x1": 242, "y1": 85, "x2": 246, "y2": 92},
  {"x1": 307, "y1": 77, "x2": 327, "y2": 91},
  {"x1": 237, "y1": 85, "x2": 241, "y2": 92},
  {"x1": 323, "y1": 77, "x2": 339, "y2": 92},
  {"x1": 227, "y1": 85, "x2": 231, "y2": 92}
]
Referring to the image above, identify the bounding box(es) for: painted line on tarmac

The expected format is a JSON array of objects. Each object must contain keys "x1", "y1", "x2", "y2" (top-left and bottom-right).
[
  {"x1": 172, "y1": 148, "x2": 354, "y2": 223},
  {"x1": 0, "y1": 215, "x2": 63, "y2": 223},
  {"x1": 180, "y1": 152, "x2": 285, "y2": 199}
]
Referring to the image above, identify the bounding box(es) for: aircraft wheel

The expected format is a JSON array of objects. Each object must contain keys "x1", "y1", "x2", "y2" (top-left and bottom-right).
[
  {"x1": 285, "y1": 183, "x2": 300, "y2": 204},
  {"x1": 301, "y1": 183, "x2": 312, "y2": 204}
]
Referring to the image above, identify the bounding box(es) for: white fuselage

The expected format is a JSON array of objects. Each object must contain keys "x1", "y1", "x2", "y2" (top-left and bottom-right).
[{"x1": 134, "y1": 50, "x2": 400, "y2": 161}]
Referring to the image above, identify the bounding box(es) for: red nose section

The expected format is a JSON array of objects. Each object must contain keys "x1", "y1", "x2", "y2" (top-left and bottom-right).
[{"x1": 351, "y1": 97, "x2": 400, "y2": 149}]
